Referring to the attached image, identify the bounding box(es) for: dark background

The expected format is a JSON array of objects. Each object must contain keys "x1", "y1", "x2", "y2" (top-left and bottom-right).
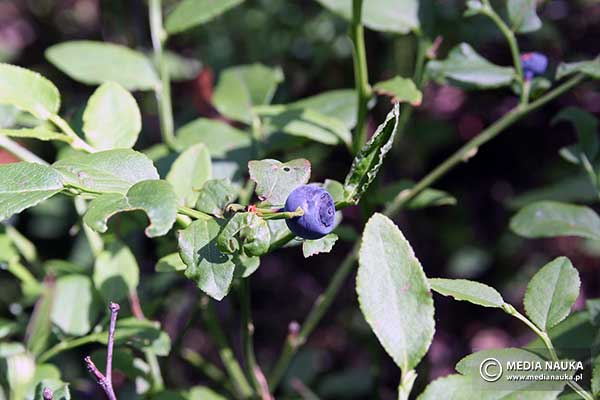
[{"x1": 0, "y1": 0, "x2": 599, "y2": 398}]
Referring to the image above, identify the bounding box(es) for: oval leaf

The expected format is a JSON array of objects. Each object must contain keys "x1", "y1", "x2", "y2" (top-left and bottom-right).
[
  {"x1": 556, "y1": 57, "x2": 600, "y2": 80},
  {"x1": 93, "y1": 242, "x2": 140, "y2": 303},
  {"x1": 248, "y1": 158, "x2": 311, "y2": 206},
  {"x1": 524, "y1": 257, "x2": 580, "y2": 331},
  {"x1": 507, "y1": 0, "x2": 542, "y2": 33},
  {"x1": 165, "y1": 0, "x2": 244, "y2": 34},
  {"x1": 510, "y1": 201, "x2": 600, "y2": 240},
  {"x1": 356, "y1": 213, "x2": 434, "y2": 372},
  {"x1": 50, "y1": 275, "x2": 99, "y2": 336},
  {"x1": 429, "y1": 278, "x2": 504, "y2": 308},
  {"x1": 174, "y1": 118, "x2": 252, "y2": 158},
  {"x1": 166, "y1": 144, "x2": 212, "y2": 206},
  {"x1": 82, "y1": 82, "x2": 141, "y2": 150},
  {"x1": 196, "y1": 179, "x2": 238, "y2": 218},
  {"x1": 0, "y1": 64, "x2": 60, "y2": 120},
  {"x1": 373, "y1": 76, "x2": 422, "y2": 105},
  {"x1": 0, "y1": 128, "x2": 70, "y2": 143},
  {"x1": 302, "y1": 233, "x2": 338, "y2": 258},
  {"x1": 45, "y1": 41, "x2": 159, "y2": 90}
]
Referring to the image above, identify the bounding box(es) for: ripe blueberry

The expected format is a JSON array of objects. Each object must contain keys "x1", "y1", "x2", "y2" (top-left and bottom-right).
[
  {"x1": 284, "y1": 185, "x2": 335, "y2": 240},
  {"x1": 520, "y1": 52, "x2": 548, "y2": 80}
]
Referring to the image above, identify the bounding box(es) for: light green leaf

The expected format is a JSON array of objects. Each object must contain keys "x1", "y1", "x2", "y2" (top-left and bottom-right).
[
  {"x1": 373, "y1": 76, "x2": 422, "y2": 105},
  {"x1": 416, "y1": 375, "x2": 477, "y2": 400},
  {"x1": 524, "y1": 257, "x2": 580, "y2": 331},
  {"x1": 0, "y1": 162, "x2": 64, "y2": 221},
  {"x1": 53, "y1": 149, "x2": 159, "y2": 194},
  {"x1": 507, "y1": 0, "x2": 542, "y2": 33},
  {"x1": 343, "y1": 103, "x2": 399, "y2": 204},
  {"x1": 510, "y1": 201, "x2": 600, "y2": 240},
  {"x1": 82, "y1": 82, "x2": 141, "y2": 150},
  {"x1": 289, "y1": 89, "x2": 357, "y2": 129},
  {"x1": 0, "y1": 63, "x2": 60, "y2": 120},
  {"x1": 167, "y1": 144, "x2": 212, "y2": 206},
  {"x1": 556, "y1": 57, "x2": 600, "y2": 80},
  {"x1": 356, "y1": 213, "x2": 434, "y2": 372},
  {"x1": 302, "y1": 233, "x2": 338, "y2": 258},
  {"x1": 0, "y1": 127, "x2": 70, "y2": 143},
  {"x1": 429, "y1": 278, "x2": 504, "y2": 308},
  {"x1": 553, "y1": 106, "x2": 599, "y2": 164},
  {"x1": 0, "y1": 104, "x2": 20, "y2": 128},
  {"x1": 174, "y1": 118, "x2": 251, "y2": 158},
  {"x1": 156, "y1": 252, "x2": 186, "y2": 272},
  {"x1": 426, "y1": 43, "x2": 516, "y2": 89},
  {"x1": 164, "y1": 51, "x2": 202, "y2": 81},
  {"x1": 188, "y1": 386, "x2": 227, "y2": 400},
  {"x1": 45, "y1": 41, "x2": 159, "y2": 90},
  {"x1": 178, "y1": 218, "x2": 236, "y2": 300},
  {"x1": 83, "y1": 179, "x2": 178, "y2": 237},
  {"x1": 50, "y1": 274, "x2": 99, "y2": 336},
  {"x1": 34, "y1": 380, "x2": 71, "y2": 400},
  {"x1": 25, "y1": 284, "x2": 54, "y2": 357},
  {"x1": 196, "y1": 179, "x2": 237, "y2": 218},
  {"x1": 94, "y1": 242, "x2": 140, "y2": 303},
  {"x1": 249, "y1": 158, "x2": 311, "y2": 206},
  {"x1": 213, "y1": 63, "x2": 283, "y2": 124},
  {"x1": 323, "y1": 179, "x2": 345, "y2": 203},
  {"x1": 314, "y1": 0, "x2": 419, "y2": 34},
  {"x1": 217, "y1": 212, "x2": 271, "y2": 257},
  {"x1": 165, "y1": 0, "x2": 244, "y2": 34}
]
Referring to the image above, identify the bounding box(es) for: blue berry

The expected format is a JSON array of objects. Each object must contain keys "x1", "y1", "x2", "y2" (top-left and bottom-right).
[
  {"x1": 520, "y1": 52, "x2": 548, "y2": 80},
  {"x1": 284, "y1": 185, "x2": 335, "y2": 240}
]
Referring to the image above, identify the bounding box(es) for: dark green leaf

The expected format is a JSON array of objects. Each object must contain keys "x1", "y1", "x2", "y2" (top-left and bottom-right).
[
  {"x1": 93, "y1": 242, "x2": 140, "y2": 303},
  {"x1": 166, "y1": 144, "x2": 212, "y2": 206},
  {"x1": 45, "y1": 41, "x2": 159, "y2": 90},
  {"x1": 302, "y1": 233, "x2": 338, "y2": 258},
  {"x1": 524, "y1": 257, "x2": 580, "y2": 331},
  {"x1": 429, "y1": 278, "x2": 504, "y2": 308},
  {"x1": 0, "y1": 63, "x2": 60, "y2": 120},
  {"x1": 217, "y1": 212, "x2": 270, "y2": 256},
  {"x1": 507, "y1": 0, "x2": 542, "y2": 33},
  {"x1": 25, "y1": 283, "x2": 54, "y2": 356},
  {"x1": 553, "y1": 107, "x2": 599, "y2": 164},
  {"x1": 556, "y1": 57, "x2": 600, "y2": 80},
  {"x1": 178, "y1": 218, "x2": 236, "y2": 300},
  {"x1": 356, "y1": 213, "x2": 434, "y2": 372},
  {"x1": 165, "y1": 0, "x2": 244, "y2": 34},
  {"x1": 371, "y1": 180, "x2": 456, "y2": 209},
  {"x1": 53, "y1": 149, "x2": 159, "y2": 194},
  {"x1": 249, "y1": 158, "x2": 311, "y2": 206},
  {"x1": 84, "y1": 179, "x2": 178, "y2": 237},
  {"x1": 343, "y1": 103, "x2": 399, "y2": 204},
  {"x1": 196, "y1": 179, "x2": 237, "y2": 218},
  {"x1": 510, "y1": 201, "x2": 600, "y2": 240},
  {"x1": 82, "y1": 82, "x2": 141, "y2": 150},
  {"x1": 373, "y1": 76, "x2": 422, "y2": 105},
  {"x1": 111, "y1": 318, "x2": 171, "y2": 356},
  {"x1": 426, "y1": 43, "x2": 516, "y2": 89},
  {"x1": 507, "y1": 175, "x2": 598, "y2": 209},
  {"x1": 164, "y1": 51, "x2": 202, "y2": 81},
  {"x1": 0, "y1": 162, "x2": 63, "y2": 221}
]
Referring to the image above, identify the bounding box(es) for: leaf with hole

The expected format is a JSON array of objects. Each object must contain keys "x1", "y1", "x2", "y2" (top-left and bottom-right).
[{"x1": 249, "y1": 158, "x2": 311, "y2": 206}]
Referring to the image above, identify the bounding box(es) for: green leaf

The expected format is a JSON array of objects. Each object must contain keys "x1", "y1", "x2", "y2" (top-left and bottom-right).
[
  {"x1": 34, "y1": 380, "x2": 71, "y2": 400},
  {"x1": 0, "y1": 127, "x2": 70, "y2": 142},
  {"x1": 167, "y1": 144, "x2": 212, "y2": 206},
  {"x1": 82, "y1": 82, "x2": 141, "y2": 150},
  {"x1": 588, "y1": 299, "x2": 600, "y2": 326},
  {"x1": 524, "y1": 257, "x2": 580, "y2": 331},
  {"x1": 111, "y1": 318, "x2": 171, "y2": 356},
  {"x1": 233, "y1": 253, "x2": 260, "y2": 278},
  {"x1": 507, "y1": 174, "x2": 598, "y2": 209},
  {"x1": 53, "y1": 149, "x2": 159, "y2": 194},
  {"x1": 45, "y1": 41, "x2": 159, "y2": 90},
  {"x1": 289, "y1": 89, "x2": 357, "y2": 129},
  {"x1": 553, "y1": 107, "x2": 599, "y2": 164},
  {"x1": 164, "y1": 51, "x2": 202, "y2": 81},
  {"x1": 156, "y1": 252, "x2": 186, "y2": 272},
  {"x1": 217, "y1": 212, "x2": 271, "y2": 257},
  {"x1": 507, "y1": 0, "x2": 542, "y2": 33},
  {"x1": 343, "y1": 103, "x2": 399, "y2": 204},
  {"x1": 370, "y1": 180, "x2": 456, "y2": 209},
  {"x1": 429, "y1": 278, "x2": 504, "y2": 308},
  {"x1": 84, "y1": 179, "x2": 178, "y2": 237},
  {"x1": 165, "y1": 0, "x2": 244, "y2": 34},
  {"x1": 426, "y1": 43, "x2": 516, "y2": 89},
  {"x1": 510, "y1": 201, "x2": 600, "y2": 240},
  {"x1": 302, "y1": 233, "x2": 338, "y2": 258},
  {"x1": 593, "y1": 354, "x2": 600, "y2": 398},
  {"x1": 0, "y1": 104, "x2": 20, "y2": 128},
  {"x1": 0, "y1": 63, "x2": 60, "y2": 120},
  {"x1": 556, "y1": 57, "x2": 600, "y2": 80},
  {"x1": 50, "y1": 274, "x2": 99, "y2": 336},
  {"x1": 356, "y1": 213, "x2": 434, "y2": 372},
  {"x1": 323, "y1": 179, "x2": 345, "y2": 203},
  {"x1": 249, "y1": 158, "x2": 311, "y2": 206},
  {"x1": 314, "y1": 0, "x2": 419, "y2": 34},
  {"x1": 0, "y1": 162, "x2": 64, "y2": 221},
  {"x1": 188, "y1": 386, "x2": 227, "y2": 400},
  {"x1": 416, "y1": 375, "x2": 476, "y2": 400},
  {"x1": 25, "y1": 284, "x2": 54, "y2": 357},
  {"x1": 174, "y1": 118, "x2": 251, "y2": 158},
  {"x1": 213, "y1": 63, "x2": 283, "y2": 124},
  {"x1": 94, "y1": 242, "x2": 140, "y2": 303},
  {"x1": 196, "y1": 179, "x2": 237, "y2": 218},
  {"x1": 178, "y1": 218, "x2": 236, "y2": 300},
  {"x1": 373, "y1": 76, "x2": 422, "y2": 105}
]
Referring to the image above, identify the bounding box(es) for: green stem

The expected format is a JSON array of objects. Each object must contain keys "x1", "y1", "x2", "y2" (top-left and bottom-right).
[
  {"x1": 257, "y1": 207, "x2": 304, "y2": 220},
  {"x1": 177, "y1": 206, "x2": 212, "y2": 220},
  {"x1": 502, "y1": 304, "x2": 594, "y2": 400},
  {"x1": 182, "y1": 349, "x2": 234, "y2": 394},
  {"x1": 38, "y1": 333, "x2": 104, "y2": 363},
  {"x1": 74, "y1": 197, "x2": 104, "y2": 256},
  {"x1": 48, "y1": 114, "x2": 96, "y2": 153},
  {"x1": 397, "y1": 370, "x2": 417, "y2": 400},
  {"x1": 240, "y1": 279, "x2": 261, "y2": 394},
  {"x1": 149, "y1": 0, "x2": 176, "y2": 150},
  {"x1": 0, "y1": 136, "x2": 48, "y2": 165},
  {"x1": 268, "y1": 73, "x2": 586, "y2": 393},
  {"x1": 350, "y1": 0, "x2": 372, "y2": 154},
  {"x1": 144, "y1": 350, "x2": 165, "y2": 392},
  {"x1": 200, "y1": 297, "x2": 254, "y2": 399}
]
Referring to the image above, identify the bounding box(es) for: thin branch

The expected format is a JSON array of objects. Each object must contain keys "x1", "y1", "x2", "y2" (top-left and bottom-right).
[{"x1": 0, "y1": 136, "x2": 48, "y2": 165}]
